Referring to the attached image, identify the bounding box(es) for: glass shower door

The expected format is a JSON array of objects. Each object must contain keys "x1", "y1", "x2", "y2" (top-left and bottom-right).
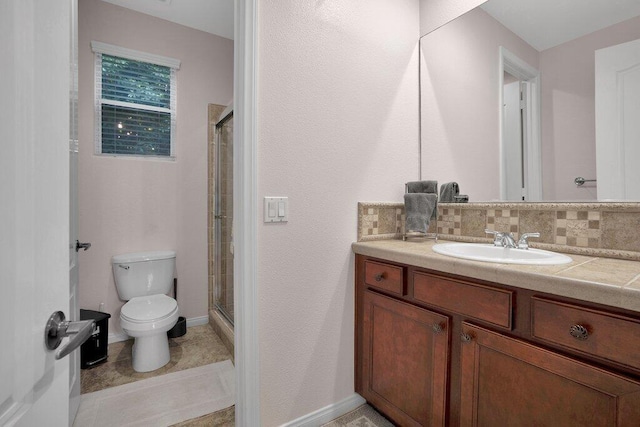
[{"x1": 214, "y1": 110, "x2": 234, "y2": 324}]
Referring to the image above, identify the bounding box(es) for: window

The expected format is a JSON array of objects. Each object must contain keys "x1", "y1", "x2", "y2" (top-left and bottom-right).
[{"x1": 91, "y1": 42, "x2": 180, "y2": 158}]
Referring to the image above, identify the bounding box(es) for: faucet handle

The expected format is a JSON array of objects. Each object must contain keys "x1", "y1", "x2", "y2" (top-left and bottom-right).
[
  {"x1": 517, "y1": 232, "x2": 540, "y2": 250},
  {"x1": 485, "y1": 229, "x2": 504, "y2": 246}
]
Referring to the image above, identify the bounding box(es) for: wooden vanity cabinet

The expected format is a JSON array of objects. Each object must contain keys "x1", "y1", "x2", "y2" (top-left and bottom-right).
[
  {"x1": 355, "y1": 254, "x2": 640, "y2": 426},
  {"x1": 357, "y1": 257, "x2": 449, "y2": 426},
  {"x1": 362, "y1": 290, "x2": 449, "y2": 426},
  {"x1": 460, "y1": 323, "x2": 640, "y2": 427}
]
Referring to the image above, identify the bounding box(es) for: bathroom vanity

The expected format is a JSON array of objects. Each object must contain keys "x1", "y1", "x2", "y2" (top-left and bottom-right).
[{"x1": 353, "y1": 240, "x2": 640, "y2": 426}]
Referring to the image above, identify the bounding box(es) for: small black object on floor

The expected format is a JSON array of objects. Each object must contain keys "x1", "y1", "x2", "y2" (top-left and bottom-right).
[
  {"x1": 167, "y1": 278, "x2": 187, "y2": 338},
  {"x1": 168, "y1": 316, "x2": 187, "y2": 338},
  {"x1": 79, "y1": 309, "x2": 111, "y2": 369}
]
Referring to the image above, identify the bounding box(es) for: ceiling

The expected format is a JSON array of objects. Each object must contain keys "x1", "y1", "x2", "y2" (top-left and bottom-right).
[
  {"x1": 481, "y1": 0, "x2": 640, "y2": 51},
  {"x1": 99, "y1": 0, "x2": 640, "y2": 52},
  {"x1": 100, "y1": 0, "x2": 234, "y2": 40}
]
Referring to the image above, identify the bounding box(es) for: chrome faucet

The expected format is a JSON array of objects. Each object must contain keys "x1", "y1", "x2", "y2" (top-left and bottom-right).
[
  {"x1": 485, "y1": 229, "x2": 540, "y2": 249},
  {"x1": 485, "y1": 229, "x2": 517, "y2": 248},
  {"x1": 502, "y1": 233, "x2": 517, "y2": 248},
  {"x1": 517, "y1": 232, "x2": 540, "y2": 250},
  {"x1": 485, "y1": 229, "x2": 504, "y2": 246}
]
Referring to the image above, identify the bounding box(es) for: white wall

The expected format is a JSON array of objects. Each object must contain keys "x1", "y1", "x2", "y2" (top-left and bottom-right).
[
  {"x1": 256, "y1": 0, "x2": 420, "y2": 424},
  {"x1": 420, "y1": 0, "x2": 487, "y2": 37},
  {"x1": 420, "y1": 7, "x2": 538, "y2": 201},
  {"x1": 78, "y1": 0, "x2": 233, "y2": 335}
]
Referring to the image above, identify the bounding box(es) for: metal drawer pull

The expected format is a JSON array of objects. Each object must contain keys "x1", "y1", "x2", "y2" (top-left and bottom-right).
[
  {"x1": 569, "y1": 324, "x2": 589, "y2": 340},
  {"x1": 432, "y1": 323, "x2": 444, "y2": 334},
  {"x1": 374, "y1": 273, "x2": 385, "y2": 282},
  {"x1": 461, "y1": 332, "x2": 473, "y2": 343}
]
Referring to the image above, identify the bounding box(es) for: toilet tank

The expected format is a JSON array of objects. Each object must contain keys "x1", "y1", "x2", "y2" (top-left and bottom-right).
[{"x1": 112, "y1": 251, "x2": 176, "y2": 300}]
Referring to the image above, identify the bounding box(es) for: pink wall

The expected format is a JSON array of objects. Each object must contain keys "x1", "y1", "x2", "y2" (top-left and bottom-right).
[
  {"x1": 420, "y1": 7, "x2": 539, "y2": 201},
  {"x1": 78, "y1": 0, "x2": 233, "y2": 335},
  {"x1": 256, "y1": 0, "x2": 420, "y2": 424},
  {"x1": 420, "y1": 0, "x2": 487, "y2": 37},
  {"x1": 540, "y1": 15, "x2": 640, "y2": 200}
]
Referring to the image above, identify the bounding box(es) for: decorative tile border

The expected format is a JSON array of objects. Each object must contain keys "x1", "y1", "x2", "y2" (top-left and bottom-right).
[
  {"x1": 357, "y1": 202, "x2": 438, "y2": 241},
  {"x1": 357, "y1": 202, "x2": 640, "y2": 261},
  {"x1": 438, "y1": 208, "x2": 461, "y2": 236},
  {"x1": 357, "y1": 202, "x2": 403, "y2": 241},
  {"x1": 555, "y1": 210, "x2": 601, "y2": 247},
  {"x1": 486, "y1": 208, "x2": 520, "y2": 236}
]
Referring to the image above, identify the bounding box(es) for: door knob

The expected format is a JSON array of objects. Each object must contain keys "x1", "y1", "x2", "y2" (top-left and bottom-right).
[
  {"x1": 44, "y1": 311, "x2": 95, "y2": 360},
  {"x1": 76, "y1": 240, "x2": 91, "y2": 252}
]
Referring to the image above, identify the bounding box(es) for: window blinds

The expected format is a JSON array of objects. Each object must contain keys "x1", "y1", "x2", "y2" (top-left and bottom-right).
[{"x1": 92, "y1": 42, "x2": 179, "y2": 158}]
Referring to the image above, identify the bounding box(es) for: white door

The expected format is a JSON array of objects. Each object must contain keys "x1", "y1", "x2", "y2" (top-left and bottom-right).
[
  {"x1": 0, "y1": 1, "x2": 74, "y2": 425},
  {"x1": 503, "y1": 80, "x2": 524, "y2": 201},
  {"x1": 69, "y1": 0, "x2": 82, "y2": 422},
  {"x1": 596, "y1": 37, "x2": 640, "y2": 200}
]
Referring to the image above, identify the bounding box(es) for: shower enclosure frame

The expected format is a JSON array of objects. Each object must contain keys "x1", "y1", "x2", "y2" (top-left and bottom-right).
[{"x1": 214, "y1": 105, "x2": 234, "y2": 325}]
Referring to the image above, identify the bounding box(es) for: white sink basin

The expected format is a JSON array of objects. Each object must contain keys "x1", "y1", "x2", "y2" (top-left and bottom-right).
[{"x1": 432, "y1": 243, "x2": 572, "y2": 265}]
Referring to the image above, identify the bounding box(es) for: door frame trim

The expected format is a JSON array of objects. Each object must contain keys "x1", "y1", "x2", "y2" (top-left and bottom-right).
[
  {"x1": 234, "y1": 0, "x2": 260, "y2": 425},
  {"x1": 499, "y1": 46, "x2": 542, "y2": 201}
]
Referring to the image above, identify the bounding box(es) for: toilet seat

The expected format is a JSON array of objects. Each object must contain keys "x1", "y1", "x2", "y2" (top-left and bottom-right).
[
  {"x1": 118, "y1": 294, "x2": 179, "y2": 373},
  {"x1": 121, "y1": 294, "x2": 178, "y2": 323}
]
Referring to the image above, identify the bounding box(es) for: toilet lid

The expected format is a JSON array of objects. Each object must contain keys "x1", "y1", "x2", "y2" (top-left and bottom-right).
[{"x1": 121, "y1": 294, "x2": 178, "y2": 323}]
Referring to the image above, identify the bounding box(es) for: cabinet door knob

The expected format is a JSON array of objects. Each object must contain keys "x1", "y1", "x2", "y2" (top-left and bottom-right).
[
  {"x1": 569, "y1": 324, "x2": 589, "y2": 340},
  {"x1": 461, "y1": 332, "x2": 473, "y2": 343},
  {"x1": 374, "y1": 273, "x2": 385, "y2": 282},
  {"x1": 432, "y1": 323, "x2": 444, "y2": 334}
]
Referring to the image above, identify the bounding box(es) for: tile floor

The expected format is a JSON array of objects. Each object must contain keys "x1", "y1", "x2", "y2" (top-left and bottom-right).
[
  {"x1": 80, "y1": 323, "x2": 234, "y2": 425},
  {"x1": 80, "y1": 324, "x2": 384, "y2": 426},
  {"x1": 170, "y1": 407, "x2": 235, "y2": 427}
]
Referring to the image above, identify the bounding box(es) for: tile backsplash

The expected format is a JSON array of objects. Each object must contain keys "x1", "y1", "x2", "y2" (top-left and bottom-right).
[{"x1": 358, "y1": 202, "x2": 640, "y2": 261}]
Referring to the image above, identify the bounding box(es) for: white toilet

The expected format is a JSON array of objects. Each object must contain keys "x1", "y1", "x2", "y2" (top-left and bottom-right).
[{"x1": 112, "y1": 250, "x2": 179, "y2": 372}]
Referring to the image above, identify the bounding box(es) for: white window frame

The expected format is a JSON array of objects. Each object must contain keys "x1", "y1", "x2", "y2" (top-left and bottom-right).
[{"x1": 91, "y1": 41, "x2": 181, "y2": 158}]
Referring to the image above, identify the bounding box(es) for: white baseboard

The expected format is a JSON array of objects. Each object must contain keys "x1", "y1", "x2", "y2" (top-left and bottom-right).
[
  {"x1": 186, "y1": 315, "x2": 209, "y2": 327},
  {"x1": 280, "y1": 393, "x2": 366, "y2": 427},
  {"x1": 107, "y1": 315, "x2": 210, "y2": 344},
  {"x1": 108, "y1": 331, "x2": 129, "y2": 344}
]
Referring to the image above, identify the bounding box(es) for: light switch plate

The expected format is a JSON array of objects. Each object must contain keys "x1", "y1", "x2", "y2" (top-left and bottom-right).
[{"x1": 264, "y1": 197, "x2": 288, "y2": 223}]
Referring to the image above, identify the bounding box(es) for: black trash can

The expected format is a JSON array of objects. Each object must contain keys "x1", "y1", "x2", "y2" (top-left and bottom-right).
[
  {"x1": 167, "y1": 316, "x2": 186, "y2": 338},
  {"x1": 79, "y1": 309, "x2": 111, "y2": 369}
]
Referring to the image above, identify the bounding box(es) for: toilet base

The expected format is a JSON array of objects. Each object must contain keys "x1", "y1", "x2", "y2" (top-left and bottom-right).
[{"x1": 131, "y1": 333, "x2": 171, "y2": 372}]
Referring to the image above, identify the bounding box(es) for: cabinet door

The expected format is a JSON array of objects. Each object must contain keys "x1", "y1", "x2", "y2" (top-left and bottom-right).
[
  {"x1": 363, "y1": 290, "x2": 449, "y2": 427},
  {"x1": 460, "y1": 323, "x2": 640, "y2": 427}
]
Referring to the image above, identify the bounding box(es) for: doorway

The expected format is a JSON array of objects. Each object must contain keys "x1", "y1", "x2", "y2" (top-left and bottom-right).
[
  {"x1": 499, "y1": 46, "x2": 542, "y2": 201},
  {"x1": 3, "y1": 0, "x2": 258, "y2": 424}
]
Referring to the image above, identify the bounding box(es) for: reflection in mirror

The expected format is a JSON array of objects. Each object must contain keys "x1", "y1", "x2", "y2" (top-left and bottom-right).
[
  {"x1": 500, "y1": 46, "x2": 541, "y2": 202},
  {"x1": 420, "y1": 0, "x2": 640, "y2": 201},
  {"x1": 419, "y1": 0, "x2": 486, "y2": 37}
]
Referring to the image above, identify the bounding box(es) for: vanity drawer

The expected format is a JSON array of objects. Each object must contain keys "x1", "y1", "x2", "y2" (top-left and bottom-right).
[
  {"x1": 364, "y1": 260, "x2": 404, "y2": 295},
  {"x1": 532, "y1": 297, "x2": 640, "y2": 371},
  {"x1": 413, "y1": 272, "x2": 513, "y2": 329}
]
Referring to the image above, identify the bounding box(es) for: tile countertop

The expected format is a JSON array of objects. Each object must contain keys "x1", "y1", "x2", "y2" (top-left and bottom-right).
[{"x1": 352, "y1": 239, "x2": 640, "y2": 313}]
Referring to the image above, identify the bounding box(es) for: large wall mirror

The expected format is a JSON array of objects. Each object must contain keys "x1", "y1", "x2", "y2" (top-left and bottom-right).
[{"x1": 420, "y1": 0, "x2": 640, "y2": 202}]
